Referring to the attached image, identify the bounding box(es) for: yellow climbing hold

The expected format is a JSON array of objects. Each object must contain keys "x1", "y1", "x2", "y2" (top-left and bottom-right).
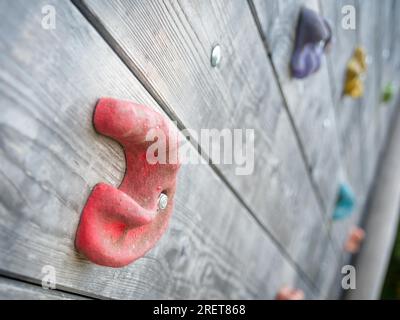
[{"x1": 344, "y1": 47, "x2": 367, "y2": 98}]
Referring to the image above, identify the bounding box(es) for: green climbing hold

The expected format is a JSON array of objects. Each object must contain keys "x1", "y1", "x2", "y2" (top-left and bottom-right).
[{"x1": 382, "y1": 83, "x2": 394, "y2": 103}]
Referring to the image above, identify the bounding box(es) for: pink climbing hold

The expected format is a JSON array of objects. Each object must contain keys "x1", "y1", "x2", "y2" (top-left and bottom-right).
[
  {"x1": 75, "y1": 98, "x2": 180, "y2": 267},
  {"x1": 344, "y1": 226, "x2": 365, "y2": 254},
  {"x1": 276, "y1": 286, "x2": 305, "y2": 300}
]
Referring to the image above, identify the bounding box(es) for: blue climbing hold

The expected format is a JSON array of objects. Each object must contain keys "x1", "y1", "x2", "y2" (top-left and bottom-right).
[
  {"x1": 291, "y1": 7, "x2": 332, "y2": 79},
  {"x1": 333, "y1": 183, "x2": 355, "y2": 220}
]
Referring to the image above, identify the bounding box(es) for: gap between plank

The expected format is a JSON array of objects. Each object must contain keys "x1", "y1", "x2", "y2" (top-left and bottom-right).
[{"x1": 0, "y1": 270, "x2": 99, "y2": 300}]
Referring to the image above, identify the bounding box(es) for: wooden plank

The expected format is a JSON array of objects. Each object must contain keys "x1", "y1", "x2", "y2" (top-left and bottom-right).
[
  {"x1": 390, "y1": 0, "x2": 400, "y2": 126},
  {"x1": 346, "y1": 106, "x2": 400, "y2": 299},
  {"x1": 76, "y1": 0, "x2": 338, "y2": 286},
  {"x1": 319, "y1": 0, "x2": 399, "y2": 285},
  {"x1": 341, "y1": 1, "x2": 400, "y2": 296},
  {"x1": 319, "y1": 0, "x2": 364, "y2": 252},
  {"x1": 357, "y1": 0, "x2": 381, "y2": 191},
  {"x1": 320, "y1": 0, "x2": 363, "y2": 196},
  {"x1": 312, "y1": 234, "x2": 342, "y2": 299},
  {"x1": 251, "y1": 1, "x2": 348, "y2": 286},
  {"x1": 0, "y1": 277, "x2": 87, "y2": 300},
  {"x1": 376, "y1": 0, "x2": 398, "y2": 150},
  {"x1": 251, "y1": 0, "x2": 342, "y2": 219},
  {"x1": 393, "y1": 0, "x2": 400, "y2": 108},
  {"x1": 322, "y1": 0, "x2": 400, "y2": 272},
  {"x1": 0, "y1": 0, "x2": 317, "y2": 299},
  {"x1": 320, "y1": 0, "x2": 356, "y2": 104}
]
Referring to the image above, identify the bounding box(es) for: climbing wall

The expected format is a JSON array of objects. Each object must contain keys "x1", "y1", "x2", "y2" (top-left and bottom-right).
[{"x1": 0, "y1": 0, "x2": 399, "y2": 299}]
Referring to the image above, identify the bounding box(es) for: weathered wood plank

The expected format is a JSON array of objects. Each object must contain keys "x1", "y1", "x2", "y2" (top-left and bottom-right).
[
  {"x1": 0, "y1": 277, "x2": 88, "y2": 300},
  {"x1": 357, "y1": 0, "x2": 381, "y2": 191},
  {"x1": 338, "y1": 0, "x2": 399, "y2": 255},
  {"x1": 340, "y1": 1, "x2": 400, "y2": 298},
  {"x1": 389, "y1": 0, "x2": 400, "y2": 126},
  {"x1": 319, "y1": 1, "x2": 398, "y2": 291},
  {"x1": 76, "y1": 0, "x2": 338, "y2": 286},
  {"x1": 392, "y1": 0, "x2": 400, "y2": 108},
  {"x1": 320, "y1": 0, "x2": 363, "y2": 195},
  {"x1": 251, "y1": 0, "x2": 342, "y2": 220},
  {"x1": 0, "y1": 0, "x2": 317, "y2": 299},
  {"x1": 311, "y1": 233, "x2": 342, "y2": 299},
  {"x1": 376, "y1": 0, "x2": 398, "y2": 149},
  {"x1": 346, "y1": 105, "x2": 400, "y2": 299},
  {"x1": 251, "y1": 2, "x2": 349, "y2": 289},
  {"x1": 318, "y1": 0, "x2": 365, "y2": 252}
]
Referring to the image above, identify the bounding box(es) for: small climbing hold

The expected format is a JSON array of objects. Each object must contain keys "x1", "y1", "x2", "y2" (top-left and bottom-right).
[
  {"x1": 382, "y1": 82, "x2": 394, "y2": 103},
  {"x1": 333, "y1": 183, "x2": 355, "y2": 220},
  {"x1": 290, "y1": 7, "x2": 332, "y2": 79},
  {"x1": 344, "y1": 47, "x2": 367, "y2": 98},
  {"x1": 276, "y1": 286, "x2": 305, "y2": 300},
  {"x1": 344, "y1": 226, "x2": 365, "y2": 253}
]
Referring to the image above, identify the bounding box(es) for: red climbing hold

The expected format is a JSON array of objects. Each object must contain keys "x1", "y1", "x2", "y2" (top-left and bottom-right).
[{"x1": 75, "y1": 98, "x2": 180, "y2": 267}]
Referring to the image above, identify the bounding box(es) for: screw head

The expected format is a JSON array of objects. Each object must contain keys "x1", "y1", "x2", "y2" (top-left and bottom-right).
[
  {"x1": 158, "y1": 193, "x2": 168, "y2": 210},
  {"x1": 210, "y1": 44, "x2": 221, "y2": 67},
  {"x1": 323, "y1": 118, "x2": 331, "y2": 128},
  {"x1": 382, "y1": 49, "x2": 390, "y2": 60}
]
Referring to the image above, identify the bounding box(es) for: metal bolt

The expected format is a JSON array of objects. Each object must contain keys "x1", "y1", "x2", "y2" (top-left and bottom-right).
[
  {"x1": 210, "y1": 44, "x2": 221, "y2": 67},
  {"x1": 158, "y1": 193, "x2": 168, "y2": 210},
  {"x1": 382, "y1": 49, "x2": 390, "y2": 60}
]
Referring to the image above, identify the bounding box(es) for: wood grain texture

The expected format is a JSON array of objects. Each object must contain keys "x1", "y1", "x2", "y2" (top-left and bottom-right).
[
  {"x1": 309, "y1": 231, "x2": 342, "y2": 299},
  {"x1": 251, "y1": 3, "x2": 351, "y2": 288},
  {"x1": 392, "y1": 0, "x2": 400, "y2": 110},
  {"x1": 0, "y1": 0, "x2": 318, "y2": 299},
  {"x1": 75, "y1": 0, "x2": 338, "y2": 285},
  {"x1": 0, "y1": 277, "x2": 87, "y2": 300},
  {"x1": 376, "y1": 0, "x2": 399, "y2": 150},
  {"x1": 251, "y1": 0, "x2": 342, "y2": 220},
  {"x1": 357, "y1": 0, "x2": 381, "y2": 191},
  {"x1": 319, "y1": 1, "x2": 400, "y2": 297},
  {"x1": 318, "y1": 0, "x2": 364, "y2": 255},
  {"x1": 320, "y1": 0, "x2": 363, "y2": 195},
  {"x1": 250, "y1": 2, "x2": 387, "y2": 297},
  {"x1": 347, "y1": 0, "x2": 398, "y2": 242}
]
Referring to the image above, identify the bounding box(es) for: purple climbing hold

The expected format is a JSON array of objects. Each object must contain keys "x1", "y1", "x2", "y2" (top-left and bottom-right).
[{"x1": 291, "y1": 7, "x2": 332, "y2": 79}]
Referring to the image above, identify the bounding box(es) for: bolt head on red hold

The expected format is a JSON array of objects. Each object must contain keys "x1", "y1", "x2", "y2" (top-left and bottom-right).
[
  {"x1": 158, "y1": 193, "x2": 168, "y2": 210},
  {"x1": 75, "y1": 98, "x2": 180, "y2": 267}
]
